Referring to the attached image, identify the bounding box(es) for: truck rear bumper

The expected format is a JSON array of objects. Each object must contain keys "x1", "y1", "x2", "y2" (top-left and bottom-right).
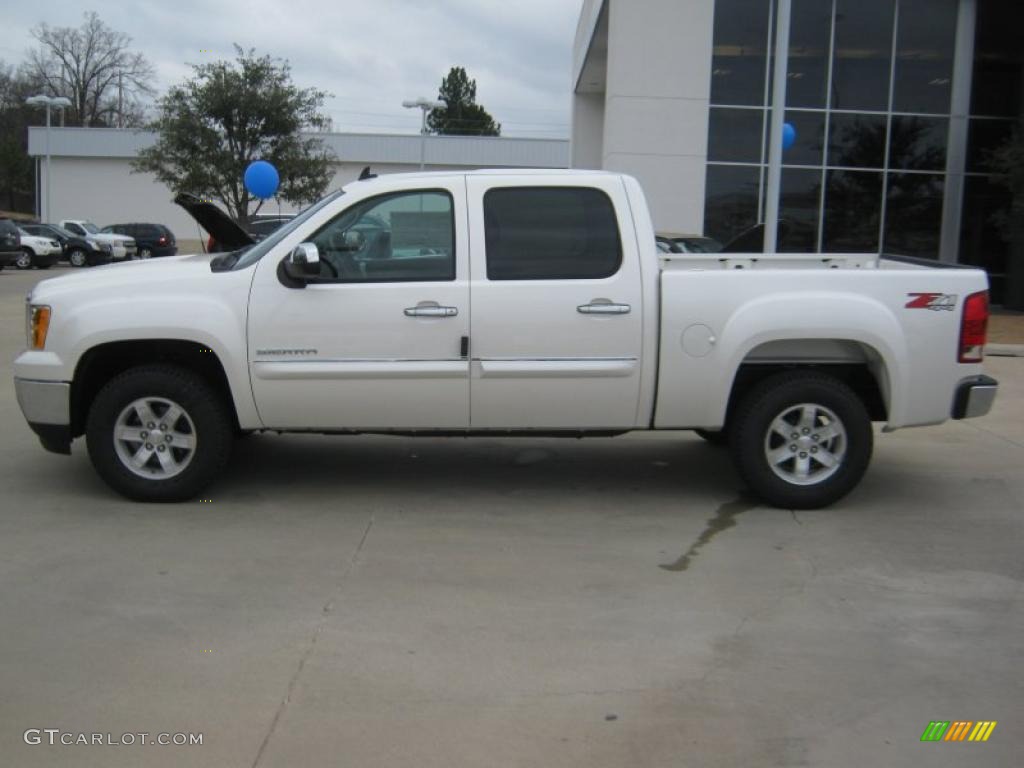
[
  {"x1": 952, "y1": 375, "x2": 998, "y2": 420},
  {"x1": 15, "y1": 378, "x2": 72, "y2": 454}
]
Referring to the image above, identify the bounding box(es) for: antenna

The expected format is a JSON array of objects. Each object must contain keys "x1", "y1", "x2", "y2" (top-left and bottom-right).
[{"x1": 358, "y1": 166, "x2": 377, "y2": 181}]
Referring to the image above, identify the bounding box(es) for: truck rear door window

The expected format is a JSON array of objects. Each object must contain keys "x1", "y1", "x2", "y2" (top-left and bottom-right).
[{"x1": 483, "y1": 187, "x2": 622, "y2": 280}]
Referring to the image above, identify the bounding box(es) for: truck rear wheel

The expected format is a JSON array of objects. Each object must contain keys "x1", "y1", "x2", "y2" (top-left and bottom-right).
[
  {"x1": 86, "y1": 365, "x2": 233, "y2": 502},
  {"x1": 730, "y1": 371, "x2": 872, "y2": 509}
]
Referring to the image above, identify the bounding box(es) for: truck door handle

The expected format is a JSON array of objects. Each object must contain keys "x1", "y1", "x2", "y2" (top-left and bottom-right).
[
  {"x1": 577, "y1": 302, "x2": 631, "y2": 315},
  {"x1": 404, "y1": 305, "x2": 458, "y2": 317}
]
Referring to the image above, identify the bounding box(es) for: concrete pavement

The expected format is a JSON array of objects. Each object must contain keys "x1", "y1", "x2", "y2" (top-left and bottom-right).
[{"x1": 0, "y1": 267, "x2": 1021, "y2": 767}]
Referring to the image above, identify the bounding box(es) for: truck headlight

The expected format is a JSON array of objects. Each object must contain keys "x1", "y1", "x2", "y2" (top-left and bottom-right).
[{"x1": 27, "y1": 305, "x2": 51, "y2": 350}]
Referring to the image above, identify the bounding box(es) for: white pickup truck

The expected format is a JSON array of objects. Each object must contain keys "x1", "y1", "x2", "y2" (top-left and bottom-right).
[{"x1": 15, "y1": 170, "x2": 997, "y2": 508}]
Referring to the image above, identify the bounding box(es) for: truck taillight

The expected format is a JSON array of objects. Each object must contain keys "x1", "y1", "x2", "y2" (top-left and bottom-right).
[{"x1": 958, "y1": 290, "x2": 989, "y2": 363}]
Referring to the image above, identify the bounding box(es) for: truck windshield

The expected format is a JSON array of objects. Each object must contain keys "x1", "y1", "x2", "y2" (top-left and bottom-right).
[
  {"x1": 81, "y1": 222, "x2": 100, "y2": 234},
  {"x1": 231, "y1": 190, "x2": 346, "y2": 271}
]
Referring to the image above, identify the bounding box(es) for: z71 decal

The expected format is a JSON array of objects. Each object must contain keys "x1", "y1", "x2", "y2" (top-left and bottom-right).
[{"x1": 906, "y1": 293, "x2": 957, "y2": 311}]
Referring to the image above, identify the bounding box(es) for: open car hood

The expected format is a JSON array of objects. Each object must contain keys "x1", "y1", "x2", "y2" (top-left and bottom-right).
[{"x1": 173, "y1": 193, "x2": 254, "y2": 248}]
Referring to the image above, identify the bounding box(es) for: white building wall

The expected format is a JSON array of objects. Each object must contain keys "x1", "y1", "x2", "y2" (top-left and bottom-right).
[
  {"x1": 30, "y1": 127, "x2": 570, "y2": 251},
  {"x1": 571, "y1": 93, "x2": 605, "y2": 169},
  {"x1": 41, "y1": 157, "x2": 471, "y2": 248},
  {"x1": 45, "y1": 156, "x2": 204, "y2": 241},
  {"x1": 573, "y1": 0, "x2": 716, "y2": 235}
]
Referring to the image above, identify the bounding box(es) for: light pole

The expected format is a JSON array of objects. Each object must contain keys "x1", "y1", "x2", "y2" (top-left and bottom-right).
[
  {"x1": 402, "y1": 97, "x2": 446, "y2": 171},
  {"x1": 25, "y1": 95, "x2": 72, "y2": 222}
]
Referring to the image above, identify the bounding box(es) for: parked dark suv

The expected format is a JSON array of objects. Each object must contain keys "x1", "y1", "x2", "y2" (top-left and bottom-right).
[
  {"x1": 0, "y1": 218, "x2": 22, "y2": 269},
  {"x1": 101, "y1": 223, "x2": 177, "y2": 258}
]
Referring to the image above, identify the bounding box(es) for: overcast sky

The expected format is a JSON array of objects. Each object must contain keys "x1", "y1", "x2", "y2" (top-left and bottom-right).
[{"x1": 0, "y1": 0, "x2": 582, "y2": 138}]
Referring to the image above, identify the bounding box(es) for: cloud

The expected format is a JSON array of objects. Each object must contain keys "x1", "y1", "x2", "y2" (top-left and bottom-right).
[{"x1": 4, "y1": 0, "x2": 581, "y2": 137}]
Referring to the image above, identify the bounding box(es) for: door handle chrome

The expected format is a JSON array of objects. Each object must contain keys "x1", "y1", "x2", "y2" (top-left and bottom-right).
[
  {"x1": 404, "y1": 305, "x2": 458, "y2": 317},
  {"x1": 577, "y1": 302, "x2": 631, "y2": 315}
]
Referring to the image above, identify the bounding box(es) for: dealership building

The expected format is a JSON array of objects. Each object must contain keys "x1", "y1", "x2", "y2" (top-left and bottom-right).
[{"x1": 573, "y1": 0, "x2": 1023, "y2": 303}]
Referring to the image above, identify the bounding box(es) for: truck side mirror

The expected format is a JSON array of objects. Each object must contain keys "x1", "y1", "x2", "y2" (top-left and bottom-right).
[{"x1": 282, "y1": 242, "x2": 321, "y2": 282}]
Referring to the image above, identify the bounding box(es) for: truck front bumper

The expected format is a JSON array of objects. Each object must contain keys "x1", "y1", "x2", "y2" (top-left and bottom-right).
[
  {"x1": 952, "y1": 375, "x2": 999, "y2": 420},
  {"x1": 14, "y1": 378, "x2": 72, "y2": 454}
]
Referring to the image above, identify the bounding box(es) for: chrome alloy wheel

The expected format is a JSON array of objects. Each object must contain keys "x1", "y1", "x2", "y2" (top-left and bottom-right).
[
  {"x1": 763, "y1": 403, "x2": 847, "y2": 486},
  {"x1": 113, "y1": 397, "x2": 197, "y2": 479}
]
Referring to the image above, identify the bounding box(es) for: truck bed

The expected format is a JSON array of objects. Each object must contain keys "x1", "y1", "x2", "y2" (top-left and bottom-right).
[{"x1": 653, "y1": 251, "x2": 991, "y2": 431}]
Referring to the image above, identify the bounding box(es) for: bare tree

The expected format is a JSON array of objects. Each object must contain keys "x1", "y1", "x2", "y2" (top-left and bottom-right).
[{"x1": 24, "y1": 11, "x2": 155, "y2": 127}]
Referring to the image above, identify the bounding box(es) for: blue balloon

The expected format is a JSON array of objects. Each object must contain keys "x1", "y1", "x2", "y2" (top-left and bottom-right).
[
  {"x1": 782, "y1": 122, "x2": 797, "y2": 150},
  {"x1": 244, "y1": 160, "x2": 280, "y2": 199}
]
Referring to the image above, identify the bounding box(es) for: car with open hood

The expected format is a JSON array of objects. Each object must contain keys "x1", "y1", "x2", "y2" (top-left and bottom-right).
[{"x1": 174, "y1": 193, "x2": 288, "y2": 254}]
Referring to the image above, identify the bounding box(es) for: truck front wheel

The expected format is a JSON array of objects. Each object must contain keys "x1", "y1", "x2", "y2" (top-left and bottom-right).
[
  {"x1": 730, "y1": 371, "x2": 872, "y2": 509},
  {"x1": 86, "y1": 365, "x2": 234, "y2": 502}
]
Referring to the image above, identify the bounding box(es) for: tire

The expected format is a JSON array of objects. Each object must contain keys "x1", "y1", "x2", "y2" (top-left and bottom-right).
[
  {"x1": 68, "y1": 248, "x2": 87, "y2": 267},
  {"x1": 86, "y1": 365, "x2": 234, "y2": 502},
  {"x1": 16, "y1": 250, "x2": 32, "y2": 269},
  {"x1": 729, "y1": 371, "x2": 872, "y2": 509},
  {"x1": 139, "y1": 248, "x2": 152, "y2": 259},
  {"x1": 694, "y1": 428, "x2": 729, "y2": 446}
]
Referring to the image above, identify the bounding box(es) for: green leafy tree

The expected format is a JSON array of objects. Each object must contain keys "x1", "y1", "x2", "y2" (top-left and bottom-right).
[
  {"x1": 0, "y1": 62, "x2": 35, "y2": 213},
  {"x1": 133, "y1": 47, "x2": 335, "y2": 224},
  {"x1": 426, "y1": 67, "x2": 500, "y2": 137}
]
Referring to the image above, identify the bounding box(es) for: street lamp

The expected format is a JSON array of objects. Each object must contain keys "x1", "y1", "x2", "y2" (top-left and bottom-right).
[
  {"x1": 402, "y1": 97, "x2": 446, "y2": 171},
  {"x1": 25, "y1": 95, "x2": 72, "y2": 222}
]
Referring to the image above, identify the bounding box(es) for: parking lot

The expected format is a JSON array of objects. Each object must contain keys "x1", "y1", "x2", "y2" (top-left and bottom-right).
[{"x1": 0, "y1": 265, "x2": 1021, "y2": 767}]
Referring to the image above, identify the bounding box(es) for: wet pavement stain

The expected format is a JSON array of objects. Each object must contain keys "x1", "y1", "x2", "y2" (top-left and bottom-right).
[{"x1": 659, "y1": 496, "x2": 758, "y2": 572}]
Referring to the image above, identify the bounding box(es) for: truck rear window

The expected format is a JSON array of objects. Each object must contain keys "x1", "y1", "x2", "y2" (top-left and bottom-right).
[{"x1": 483, "y1": 187, "x2": 622, "y2": 280}]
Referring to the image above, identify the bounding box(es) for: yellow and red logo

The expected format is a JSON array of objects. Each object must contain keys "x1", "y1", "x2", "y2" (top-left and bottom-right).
[{"x1": 921, "y1": 721, "x2": 997, "y2": 742}]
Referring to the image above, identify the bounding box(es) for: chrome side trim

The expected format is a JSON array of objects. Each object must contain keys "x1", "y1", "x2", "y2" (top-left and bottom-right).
[
  {"x1": 477, "y1": 358, "x2": 637, "y2": 379},
  {"x1": 15, "y1": 378, "x2": 70, "y2": 425},
  {"x1": 252, "y1": 360, "x2": 467, "y2": 380}
]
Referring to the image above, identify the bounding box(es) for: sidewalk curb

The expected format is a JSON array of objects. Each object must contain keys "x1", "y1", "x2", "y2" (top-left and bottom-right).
[{"x1": 986, "y1": 344, "x2": 1024, "y2": 358}]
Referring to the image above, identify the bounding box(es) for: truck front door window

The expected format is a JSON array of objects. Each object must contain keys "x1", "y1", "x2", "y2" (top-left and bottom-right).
[{"x1": 309, "y1": 191, "x2": 455, "y2": 282}]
